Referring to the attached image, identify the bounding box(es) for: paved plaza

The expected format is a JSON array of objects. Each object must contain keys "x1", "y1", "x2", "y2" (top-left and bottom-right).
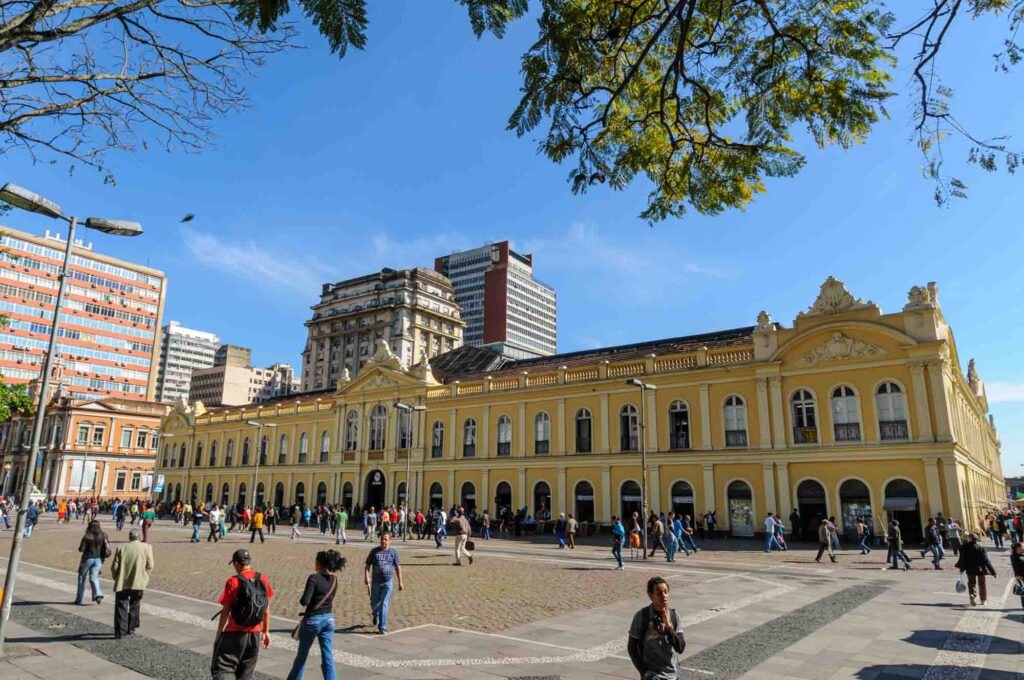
[{"x1": 0, "y1": 517, "x2": 1021, "y2": 679}]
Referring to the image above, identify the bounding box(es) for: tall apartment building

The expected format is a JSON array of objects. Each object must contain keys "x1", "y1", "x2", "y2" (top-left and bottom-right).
[
  {"x1": 189, "y1": 344, "x2": 299, "y2": 406},
  {"x1": 435, "y1": 241, "x2": 556, "y2": 359},
  {"x1": 300, "y1": 267, "x2": 465, "y2": 390},
  {"x1": 0, "y1": 226, "x2": 166, "y2": 400},
  {"x1": 154, "y1": 321, "x2": 220, "y2": 404}
]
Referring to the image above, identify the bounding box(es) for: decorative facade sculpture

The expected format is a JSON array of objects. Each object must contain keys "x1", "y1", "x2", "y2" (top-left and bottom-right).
[
  {"x1": 756, "y1": 310, "x2": 773, "y2": 330},
  {"x1": 904, "y1": 284, "x2": 937, "y2": 312},
  {"x1": 799, "y1": 332, "x2": 886, "y2": 366},
  {"x1": 798, "y1": 276, "x2": 876, "y2": 319}
]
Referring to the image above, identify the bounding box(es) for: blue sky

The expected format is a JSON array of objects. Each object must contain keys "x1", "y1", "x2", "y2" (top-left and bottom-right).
[{"x1": 4, "y1": 3, "x2": 1022, "y2": 478}]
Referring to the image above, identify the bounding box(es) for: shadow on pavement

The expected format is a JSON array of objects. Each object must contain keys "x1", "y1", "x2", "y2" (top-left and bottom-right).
[
  {"x1": 901, "y1": 630, "x2": 1019, "y2": 653},
  {"x1": 856, "y1": 665, "x2": 1017, "y2": 679}
]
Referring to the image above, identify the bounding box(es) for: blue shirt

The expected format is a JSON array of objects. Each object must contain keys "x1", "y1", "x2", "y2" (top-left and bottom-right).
[
  {"x1": 672, "y1": 518, "x2": 683, "y2": 537},
  {"x1": 365, "y1": 546, "x2": 400, "y2": 582},
  {"x1": 613, "y1": 521, "x2": 626, "y2": 546}
]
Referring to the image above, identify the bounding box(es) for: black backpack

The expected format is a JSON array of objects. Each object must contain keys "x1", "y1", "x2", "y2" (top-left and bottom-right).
[{"x1": 231, "y1": 573, "x2": 269, "y2": 628}]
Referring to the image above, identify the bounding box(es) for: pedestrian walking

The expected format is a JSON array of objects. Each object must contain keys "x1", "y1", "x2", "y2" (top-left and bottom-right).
[
  {"x1": 663, "y1": 516, "x2": 679, "y2": 562},
  {"x1": 856, "y1": 517, "x2": 872, "y2": 554},
  {"x1": 627, "y1": 577, "x2": 686, "y2": 680},
  {"x1": 886, "y1": 519, "x2": 912, "y2": 570},
  {"x1": 291, "y1": 504, "x2": 303, "y2": 539},
  {"x1": 366, "y1": 506, "x2": 378, "y2": 540},
  {"x1": 364, "y1": 532, "x2": 404, "y2": 634},
  {"x1": 434, "y1": 507, "x2": 447, "y2": 548},
  {"x1": 921, "y1": 517, "x2": 945, "y2": 569},
  {"x1": 23, "y1": 501, "x2": 40, "y2": 537},
  {"x1": 212, "y1": 549, "x2": 274, "y2": 679},
  {"x1": 554, "y1": 512, "x2": 567, "y2": 549},
  {"x1": 452, "y1": 507, "x2": 474, "y2": 566},
  {"x1": 1010, "y1": 541, "x2": 1024, "y2": 610},
  {"x1": 266, "y1": 505, "x2": 277, "y2": 535},
  {"x1": 566, "y1": 513, "x2": 578, "y2": 549},
  {"x1": 763, "y1": 513, "x2": 779, "y2": 552},
  {"x1": 815, "y1": 519, "x2": 837, "y2": 563},
  {"x1": 140, "y1": 503, "x2": 155, "y2": 542},
  {"x1": 111, "y1": 528, "x2": 154, "y2": 638},
  {"x1": 250, "y1": 506, "x2": 266, "y2": 544},
  {"x1": 948, "y1": 518, "x2": 963, "y2": 555},
  {"x1": 190, "y1": 504, "x2": 205, "y2": 543},
  {"x1": 648, "y1": 513, "x2": 665, "y2": 558},
  {"x1": 705, "y1": 510, "x2": 717, "y2": 540},
  {"x1": 955, "y1": 533, "x2": 996, "y2": 606},
  {"x1": 612, "y1": 515, "x2": 626, "y2": 570},
  {"x1": 75, "y1": 520, "x2": 110, "y2": 605},
  {"x1": 208, "y1": 504, "x2": 223, "y2": 542},
  {"x1": 286, "y1": 549, "x2": 345, "y2": 680},
  {"x1": 335, "y1": 506, "x2": 348, "y2": 545}
]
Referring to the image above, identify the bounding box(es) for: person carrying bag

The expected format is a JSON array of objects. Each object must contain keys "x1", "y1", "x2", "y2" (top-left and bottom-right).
[{"x1": 286, "y1": 549, "x2": 345, "y2": 680}]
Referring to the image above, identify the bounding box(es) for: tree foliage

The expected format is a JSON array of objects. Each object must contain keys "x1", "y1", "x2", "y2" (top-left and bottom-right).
[
  {"x1": 0, "y1": 381, "x2": 33, "y2": 423},
  {"x1": 1, "y1": 0, "x2": 1021, "y2": 220}
]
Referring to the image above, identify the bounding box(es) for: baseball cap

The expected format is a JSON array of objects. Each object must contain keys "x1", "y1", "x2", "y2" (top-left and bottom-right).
[{"x1": 229, "y1": 548, "x2": 251, "y2": 565}]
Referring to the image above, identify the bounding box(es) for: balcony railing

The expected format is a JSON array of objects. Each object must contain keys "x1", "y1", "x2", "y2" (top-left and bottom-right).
[
  {"x1": 535, "y1": 440, "x2": 550, "y2": 455},
  {"x1": 793, "y1": 427, "x2": 818, "y2": 444},
  {"x1": 669, "y1": 434, "x2": 690, "y2": 450},
  {"x1": 725, "y1": 430, "x2": 747, "y2": 447},
  {"x1": 431, "y1": 445, "x2": 443, "y2": 459},
  {"x1": 620, "y1": 437, "x2": 638, "y2": 452},
  {"x1": 463, "y1": 444, "x2": 476, "y2": 458},
  {"x1": 880, "y1": 420, "x2": 909, "y2": 440},
  {"x1": 834, "y1": 423, "x2": 861, "y2": 442},
  {"x1": 497, "y1": 442, "x2": 511, "y2": 456}
]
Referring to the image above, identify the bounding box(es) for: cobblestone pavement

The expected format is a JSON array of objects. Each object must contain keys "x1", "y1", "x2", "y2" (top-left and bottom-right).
[{"x1": 0, "y1": 517, "x2": 1021, "y2": 679}]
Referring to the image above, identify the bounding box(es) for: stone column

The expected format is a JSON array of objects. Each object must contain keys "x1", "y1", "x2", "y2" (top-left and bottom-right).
[
  {"x1": 649, "y1": 465, "x2": 661, "y2": 514},
  {"x1": 646, "y1": 391, "x2": 659, "y2": 452},
  {"x1": 481, "y1": 406, "x2": 490, "y2": 458},
  {"x1": 447, "y1": 469, "x2": 456, "y2": 508},
  {"x1": 941, "y1": 459, "x2": 964, "y2": 522},
  {"x1": 702, "y1": 464, "x2": 715, "y2": 514},
  {"x1": 601, "y1": 466, "x2": 611, "y2": 522},
  {"x1": 769, "y1": 377, "x2": 785, "y2": 450},
  {"x1": 481, "y1": 468, "x2": 490, "y2": 512},
  {"x1": 517, "y1": 402, "x2": 527, "y2": 456},
  {"x1": 909, "y1": 363, "x2": 934, "y2": 442},
  {"x1": 923, "y1": 458, "x2": 943, "y2": 518},
  {"x1": 557, "y1": 467, "x2": 567, "y2": 516},
  {"x1": 775, "y1": 463, "x2": 792, "y2": 519},
  {"x1": 518, "y1": 468, "x2": 527, "y2": 512},
  {"x1": 926, "y1": 360, "x2": 953, "y2": 442},
  {"x1": 756, "y1": 378, "x2": 772, "y2": 449},
  {"x1": 448, "y1": 409, "x2": 457, "y2": 459},
  {"x1": 762, "y1": 463, "x2": 777, "y2": 516},
  {"x1": 699, "y1": 385, "x2": 712, "y2": 450},
  {"x1": 600, "y1": 394, "x2": 610, "y2": 452},
  {"x1": 557, "y1": 399, "x2": 566, "y2": 455}
]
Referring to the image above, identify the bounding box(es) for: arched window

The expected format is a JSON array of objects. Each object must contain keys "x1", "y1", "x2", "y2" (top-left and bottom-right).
[
  {"x1": 534, "y1": 411, "x2": 551, "y2": 454},
  {"x1": 494, "y1": 481, "x2": 512, "y2": 515},
  {"x1": 461, "y1": 481, "x2": 476, "y2": 513},
  {"x1": 224, "y1": 438, "x2": 234, "y2": 466},
  {"x1": 189, "y1": 482, "x2": 198, "y2": 503},
  {"x1": 463, "y1": 418, "x2": 477, "y2": 457},
  {"x1": 496, "y1": 415, "x2": 512, "y2": 456},
  {"x1": 274, "y1": 482, "x2": 285, "y2": 508},
  {"x1": 670, "y1": 481, "x2": 695, "y2": 519},
  {"x1": 295, "y1": 481, "x2": 306, "y2": 507},
  {"x1": 241, "y1": 437, "x2": 250, "y2": 465},
  {"x1": 177, "y1": 443, "x2": 186, "y2": 467},
  {"x1": 668, "y1": 400, "x2": 690, "y2": 449},
  {"x1": 298, "y1": 432, "x2": 309, "y2": 463},
  {"x1": 342, "y1": 482, "x2": 353, "y2": 511},
  {"x1": 369, "y1": 405, "x2": 387, "y2": 450},
  {"x1": 791, "y1": 390, "x2": 818, "y2": 444},
  {"x1": 162, "y1": 444, "x2": 170, "y2": 468},
  {"x1": 209, "y1": 440, "x2": 218, "y2": 467},
  {"x1": 238, "y1": 482, "x2": 247, "y2": 505},
  {"x1": 831, "y1": 386, "x2": 861, "y2": 441},
  {"x1": 619, "y1": 405, "x2": 638, "y2": 451},
  {"x1": 876, "y1": 382, "x2": 909, "y2": 439},
  {"x1": 574, "y1": 480, "x2": 595, "y2": 523},
  {"x1": 221, "y1": 482, "x2": 230, "y2": 506},
  {"x1": 344, "y1": 410, "x2": 359, "y2": 451},
  {"x1": 259, "y1": 435, "x2": 268, "y2": 465},
  {"x1": 397, "y1": 409, "x2": 412, "y2": 449},
  {"x1": 620, "y1": 480, "x2": 642, "y2": 519},
  {"x1": 316, "y1": 481, "x2": 328, "y2": 506},
  {"x1": 205, "y1": 483, "x2": 213, "y2": 504},
  {"x1": 429, "y1": 482, "x2": 444, "y2": 509},
  {"x1": 320, "y1": 431, "x2": 330, "y2": 462},
  {"x1": 194, "y1": 442, "x2": 203, "y2": 467},
  {"x1": 533, "y1": 481, "x2": 551, "y2": 519},
  {"x1": 431, "y1": 421, "x2": 445, "y2": 458},
  {"x1": 724, "y1": 396, "x2": 748, "y2": 447},
  {"x1": 255, "y1": 482, "x2": 265, "y2": 506},
  {"x1": 278, "y1": 434, "x2": 289, "y2": 464},
  {"x1": 575, "y1": 408, "x2": 592, "y2": 453}
]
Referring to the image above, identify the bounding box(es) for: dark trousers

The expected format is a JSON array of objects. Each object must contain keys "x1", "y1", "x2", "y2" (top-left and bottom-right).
[
  {"x1": 250, "y1": 528, "x2": 264, "y2": 543},
  {"x1": 114, "y1": 589, "x2": 143, "y2": 638},
  {"x1": 208, "y1": 524, "x2": 220, "y2": 542},
  {"x1": 967, "y1": 573, "x2": 988, "y2": 601},
  {"x1": 212, "y1": 631, "x2": 261, "y2": 680}
]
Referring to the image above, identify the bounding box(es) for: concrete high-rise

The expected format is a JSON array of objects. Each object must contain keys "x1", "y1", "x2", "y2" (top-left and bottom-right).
[
  {"x1": 300, "y1": 267, "x2": 464, "y2": 390},
  {"x1": 435, "y1": 241, "x2": 556, "y2": 359},
  {"x1": 154, "y1": 321, "x2": 220, "y2": 404},
  {"x1": 189, "y1": 344, "x2": 299, "y2": 406},
  {"x1": 0, "y1": 226, "x2": 166, "y2": 400}
]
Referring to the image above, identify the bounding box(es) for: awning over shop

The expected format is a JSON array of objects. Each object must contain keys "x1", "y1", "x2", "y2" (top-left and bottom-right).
[{"x1": 882, "y1": 497, "x2": 919, "y2": 511}]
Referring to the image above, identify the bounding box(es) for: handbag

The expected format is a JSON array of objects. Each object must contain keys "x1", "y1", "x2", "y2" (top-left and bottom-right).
[
  {"x1": 1013, "y1": 579, "x2": 1023, "y2": 597},
  {"x1": 955, "y1": 578, "x2": 966, "y2": 594},
  {"x1": 101, "y1": 538, "x2": 112, "y2": 560},
  {"x1": 291, "y1": 575, "x2": 337, "y2": 640}
]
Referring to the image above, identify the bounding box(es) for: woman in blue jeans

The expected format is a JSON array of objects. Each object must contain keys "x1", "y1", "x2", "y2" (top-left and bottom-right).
[
  {"x1": 75, "y1": 520, "x2": 108, "y2": 605},
  {"x1": 287, "y1": 549, "x2": 346, "y2": 680}
]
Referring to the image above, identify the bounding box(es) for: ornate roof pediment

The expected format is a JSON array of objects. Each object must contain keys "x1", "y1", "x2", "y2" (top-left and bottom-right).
[
  {"x1": 337, "y1": 363, "x2": 426, "y2": 396},
  {"x1": 798, "y1": 332, "x2": 886, "y2": 366},
  {"x1": 797, "y1": 277, "x2": 877, "y2": 319}
]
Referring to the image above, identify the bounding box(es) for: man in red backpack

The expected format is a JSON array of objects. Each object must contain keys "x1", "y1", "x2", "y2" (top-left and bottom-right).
[{"x1": 212, "y1": 549, "x2": 274, "y2": 679}]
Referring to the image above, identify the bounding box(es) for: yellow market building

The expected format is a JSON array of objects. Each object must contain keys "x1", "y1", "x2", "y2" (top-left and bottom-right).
[{"x1": 155, "y1": 278, "x2": 1005, "y2": 542}]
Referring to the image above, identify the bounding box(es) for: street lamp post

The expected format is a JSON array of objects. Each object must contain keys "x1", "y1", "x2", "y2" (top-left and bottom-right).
[
  {"x1": 245, "y1": 420, "x2": 276, "y2": 510},
  {"x1": 627, "y1": 378, "x2": 657, "y2": 560},
  {"x1": 0, "y1": 183, "x2": 142, "y2": 653},
  {"x1": 395, "y1": 402, "x2": 427, "y2": 542}
]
